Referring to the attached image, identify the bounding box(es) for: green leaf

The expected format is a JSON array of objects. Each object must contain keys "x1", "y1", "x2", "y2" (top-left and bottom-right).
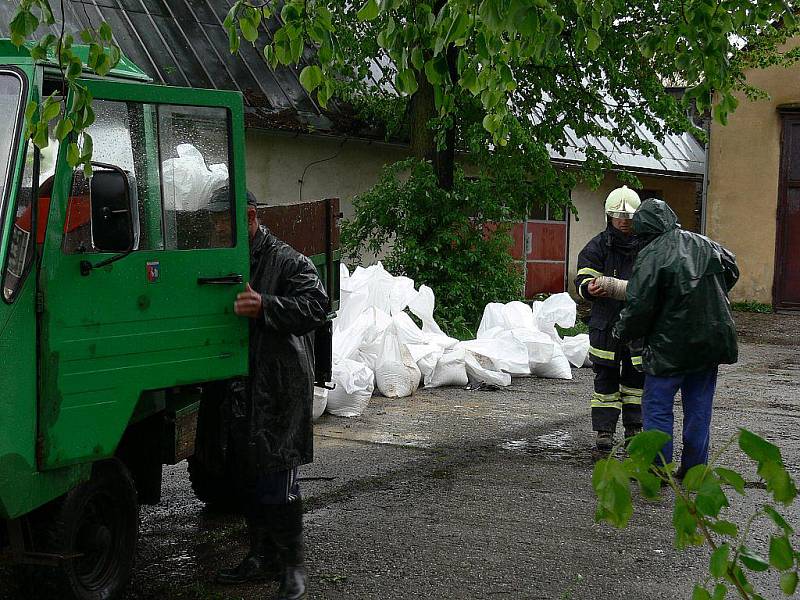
[
  {"x1": 592, "y1": 458, "x2": 633, "y2": 528},
  {"x1": 424, "y1": 59, "x2": 445, "y2": 85},
  {"x1": 396, "y1": 69, "x2": 419, "y2": 95},
  {"x1": 696, "y1": 478, "x2": 729, "y2": 518},
  {"x1": 682, "y1": 465, "x2": 710, "y2": 491},
  {"x1": 357, "y1": 0, "x2": 380, "y2": 22},
  {"x1": 710, "y1": 544, "x2": 730, "y2": 578},
  {"x1": 711, "y1": 584, "x2": 727, "y2": 600},
  {"x1": 80, "y1": 133, "x2": 93, "y2": 161},
  {"x1": 673, "y1": 498, "x2": 702, "y2": 549},
  {"x1": 739, "y1": 429, "x2": 781, "y2": 464},
  {"x1": 99, "y1": 21, "x2": 113, "y2": 42},
  {"x1": 42, "y1": 99, "x2": 60, "y2": 122},
  {"x1": 32, "y1": 122, "x2": 49, "y2": 149},
  {"x1": 714, "y1": 468, "x2": 745, "y2": 495},
  {"x1": 299, "y1": 65, "x2": 324, "y2": 93},
  {"x1": 586, "y1": 28, "x2": 601, "y2": 52},
  {"x1": 739, "y1": 546, "x2": 770, "y2": 572},
  {"x1": 780, "y1": 572, "x2": 798, "y2": 595},
  {"x1": 10, "y1": 10, "x2": 39, "y2": 47},
  {"x1": 770, "y1": 536, "x2": 794, "y2": 571},
  {"x1": 25, "y1": 100, "x2": 38, "y2": 121},
  {"x1": 692, "y1": 586, "x2": 711, "y2": 600},
  {"x1": 626, "y1": 430, "x2": 671, "y2": 467},
  {"x1": 707, "y1": 520, "x2": 739, "y2": 538},
  {"x1": 411, "y1": 47, "x2": 424, "y2": 71},
  {"x1": 239, "y1": 17, "x2": 258, "y2": 43},
  {"x1": 54, "y1": 117, "x2": 73, "y2": 141},
  {"x1": 764, "y1": 506, "x2": 794, "y2": 535},
  {"x1": 67, "y1": 142, "x2": 81, "y2": 167}
]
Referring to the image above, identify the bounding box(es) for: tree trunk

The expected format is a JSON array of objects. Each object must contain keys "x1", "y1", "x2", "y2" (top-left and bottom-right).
[{"x1": 408, "y1": 44, "x2": 458, "y2": 191}]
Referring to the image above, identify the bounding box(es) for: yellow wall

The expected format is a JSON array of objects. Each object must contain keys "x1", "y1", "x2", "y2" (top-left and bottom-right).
[
  {"x1": 568, "y1": 172, "x2": 699, "y2": 290},
  {"x1": 706, "y1": 37, "x2": 800, "y2": 304}
]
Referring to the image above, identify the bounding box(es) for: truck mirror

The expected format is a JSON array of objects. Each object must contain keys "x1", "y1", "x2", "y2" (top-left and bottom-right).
[{"x1": 84, "y1": 164, "x2": 139, "y2": 253}]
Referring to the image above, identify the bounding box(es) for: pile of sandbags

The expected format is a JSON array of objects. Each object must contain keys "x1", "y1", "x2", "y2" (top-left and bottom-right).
[{"x1": 321, "y1": 263, "x2": 590, "y2": 419}]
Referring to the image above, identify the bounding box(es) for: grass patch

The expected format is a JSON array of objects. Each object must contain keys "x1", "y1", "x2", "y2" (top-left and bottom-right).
[{"x1": 731, "y1": 300, "x2": 772, "y2": 314}]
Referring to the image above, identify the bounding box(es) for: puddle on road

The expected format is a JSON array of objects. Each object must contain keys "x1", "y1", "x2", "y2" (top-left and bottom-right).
[{"x1": 498, "y1": 430, "x2": 592, "y2": 463}]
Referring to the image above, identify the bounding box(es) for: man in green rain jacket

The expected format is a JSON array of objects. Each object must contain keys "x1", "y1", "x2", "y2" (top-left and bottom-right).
[{"x1": 613, "y1": 199, "x2": 739, "y2": 474}]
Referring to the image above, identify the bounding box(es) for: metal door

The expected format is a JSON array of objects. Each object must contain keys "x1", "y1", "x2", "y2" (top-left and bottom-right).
[
  {"x1": 524, "y1": 204, "x2": 567, "y2": 298},
  {"x1": 38, "y1": 80, "x2": 250, "y2": 469}
]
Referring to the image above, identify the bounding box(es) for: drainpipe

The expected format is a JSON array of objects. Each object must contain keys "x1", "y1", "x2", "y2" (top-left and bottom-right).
[{"x1": 700, "y1": 118, "x2": 711, "y2": 235}]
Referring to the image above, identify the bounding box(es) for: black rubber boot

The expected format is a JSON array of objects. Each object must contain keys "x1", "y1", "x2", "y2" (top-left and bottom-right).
[
  {"x1": 595, "y1": 431, "x2": 614, "y2": 452},
  {"x1": 217, "y1": 516, "x2": 279, "y2": 584},
  {"x1": 270, "y1": 501, "x2": 307, "y2": 600}
]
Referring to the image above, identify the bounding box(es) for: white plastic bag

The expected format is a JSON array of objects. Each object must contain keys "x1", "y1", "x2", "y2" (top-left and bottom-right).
[
  {"x1": 464, "y1": 352, "x2": 512, "y2": 387},
  {"x1": 326, "y1": 359, "x2": 375, "y2": 417},
  {"x1": 507, "y1": 328, "x2": 556, "y2": 366},
  {"x1": 457, "y1": 337, "x2": 530, "y2": 376},
  {"x1": 503, "y1": 301, "x2": 536, "y2": 331},
  {"x1": 389, "y1": 276, "x2": 418, "y2": 316},
  {"x1": 426, "y1": 348, "x2": 469, "y2": 388},
  {"x1": 530, "y1": 344, "x2": 573, "y2": 380},
  {"x1": 477, "y1": 303, "x2": 509, "y2": 338},
  {"x1": 536, "y1": 292, "x2": 577, "y2": 329},
  {"x1": 392, "y1": 312, "x2": 427, "y2": 347},
  {"x1": 408, "y1": 286, "x2": 457, "y2": 349},
  {"x1": 313, "y1": 387, "x2": 328, "y2": 420},
  {"x1": 562, "y1": 334, "x2": 590, "y2": 368},
  {"x1": 406, "y1": 343, "x2": 444, "y2": 384},
  {"x1": 375, "y1": 326, "x2": 421, "y2": 398}
]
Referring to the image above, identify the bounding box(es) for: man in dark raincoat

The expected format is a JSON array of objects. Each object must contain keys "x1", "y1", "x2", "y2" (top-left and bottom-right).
[
  {"x1": 216, "y1": 190, "x2": 328, "y2": 600},
  {"x1": 575, "y1": 186, "x2": 645, "y2": 454},
  {"x1": 613, "y1": 199, "x2": 739, "y2": 475}
]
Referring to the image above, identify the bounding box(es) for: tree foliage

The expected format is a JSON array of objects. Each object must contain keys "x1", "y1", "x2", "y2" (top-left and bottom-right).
[{"x1": 594, "y1": 428, "x2": 800, "y2": 599}]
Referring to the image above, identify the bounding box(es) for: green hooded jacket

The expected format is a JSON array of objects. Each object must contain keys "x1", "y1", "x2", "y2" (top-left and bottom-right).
[{"x1": 612, "y1": 199, "x2": 739, "y2": 376}]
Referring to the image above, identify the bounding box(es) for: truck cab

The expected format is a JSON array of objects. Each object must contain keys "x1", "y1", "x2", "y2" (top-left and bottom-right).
[{"x1": 0, "y1": 41, "x2": 336, "y2": 599}]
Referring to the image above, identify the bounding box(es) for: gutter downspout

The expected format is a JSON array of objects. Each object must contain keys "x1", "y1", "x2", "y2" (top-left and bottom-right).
[{"x1": 700, "y1": 120, "x2": 711, "y2": 235}]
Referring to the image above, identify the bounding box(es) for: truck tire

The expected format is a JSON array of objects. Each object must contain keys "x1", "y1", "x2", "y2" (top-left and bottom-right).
[
  {"x1": 48, "y1": 459, "x2": 138, "y2": 600},
  {"x1": 187, "y1": 455, "x2": 242, "y2": 512}
]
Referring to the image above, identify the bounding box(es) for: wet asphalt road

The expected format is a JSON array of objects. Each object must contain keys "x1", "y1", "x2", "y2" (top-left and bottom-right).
[{"x1": 5, "y1": 312, "x2": 800, "y2": 599}]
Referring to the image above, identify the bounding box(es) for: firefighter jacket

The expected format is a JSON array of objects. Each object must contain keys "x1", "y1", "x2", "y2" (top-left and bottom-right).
[
  {"x1": 613, "y1": 199, "x2": 739, "y2": 376},
  {"x1": 575, "y1": 223, "x2": 643, "y2": 368},
  {"x1": 229, "y1": 226, "x2": 329, "y2": 480}
]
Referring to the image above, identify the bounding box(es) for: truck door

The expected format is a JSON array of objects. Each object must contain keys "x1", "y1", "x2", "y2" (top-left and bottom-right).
[{"x1": 38, "y1": 82, "x2": 249, "y2": 470}]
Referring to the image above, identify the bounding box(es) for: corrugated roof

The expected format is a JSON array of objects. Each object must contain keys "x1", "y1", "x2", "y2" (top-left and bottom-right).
[
  {"x1": 0, "y1": 0, "x2": 336, "y2": 131},
  {"x1": 0, "y1": 2, "x2": 705, "y2": 177}
]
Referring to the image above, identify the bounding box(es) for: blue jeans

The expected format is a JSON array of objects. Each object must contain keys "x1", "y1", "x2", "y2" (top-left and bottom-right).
[{"x1": 643, "y1": 367, "x2": 718, "y2": 469}]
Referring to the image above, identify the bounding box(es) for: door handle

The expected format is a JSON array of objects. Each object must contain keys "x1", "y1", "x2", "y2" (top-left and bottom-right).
[{"x1": 197, "y1": 274, "x2": 243, "y2": 285}]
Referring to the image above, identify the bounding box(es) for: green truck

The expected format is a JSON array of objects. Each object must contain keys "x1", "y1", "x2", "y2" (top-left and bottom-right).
[{"x1": 0, "y1": 40, "x2": 337, "y2": 599}]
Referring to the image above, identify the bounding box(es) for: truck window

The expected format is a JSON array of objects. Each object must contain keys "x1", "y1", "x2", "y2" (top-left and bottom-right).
[
  {"x1": 158, "y1": 105, "x2": 233, "y2": 250},
  {"x1": 0, "y1": 71, "x2": 24, "y2": 229},
  {"x1": 63, "y1": 100, "x2": 163, "y2": 254}
]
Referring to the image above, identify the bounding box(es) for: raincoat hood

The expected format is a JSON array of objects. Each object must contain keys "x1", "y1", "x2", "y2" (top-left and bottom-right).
[{"x1": 632, "y1": 199, "x2": 680, "y2": 238}]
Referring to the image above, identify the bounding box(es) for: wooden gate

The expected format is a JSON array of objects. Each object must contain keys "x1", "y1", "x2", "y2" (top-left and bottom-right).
[
  {"x1": 524, "y1": 204, "x2": 567, "y2": 298},
  {"x1": 776, "y1": 113, "x2": 800, "y2": 310}
]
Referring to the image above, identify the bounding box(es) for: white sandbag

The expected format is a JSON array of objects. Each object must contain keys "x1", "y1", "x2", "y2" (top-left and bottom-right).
[
  {"x1": 530, "y1": 344, "x2": 573, "y2": 380},
  {"x1": 562, "y1": 334, "x2": 590, "y2": 368},
  {"x1": 340, "y1": 263, "x2": 350, "y2": 281},
  {"x1": 161, "y1": 144, "x2": 228, "y2": 212},
  {"x1": 464, "y1": 352, "x2": 512, "y2": 387},
  {"x1": 477, "y1": 303, "x2": 508, "y2": 338},
  {"x1": 408, "y1": 285, "x2": 458, "y2": 349},
  {"x1": 407, "y1": 343, "x2": 443, "y2": 384},
  {"x1": 313, "y1": 387, "x2": 328, "y2": 420},
  {"x1": 457, "y1": 337, "x2": 530, "y2": 376},
  {"x1": 392, "y1": 312, "x2": 427, "y2": 347},
  {"x1": 503, "y1": 301, "x2": 536, "y2": 331},
  {"x1": 389, "y1": 276, "x2": 418, "y2": 316},
  {"x1": 332, "y1": 316, "x2": 371, "y2": 361},
  {"x1": 326, "y1": 359, "x2": 374, "y2": 417},
  {"x1": 375, "y1": 326, "x2": 421, "y2": 398},
  {"x1": 537, "y1": 292, "x2": 576, "y2": 329},
  {"x1": 426, "y1": 348, "x2": 469, "y2": 388},
  {"x1": 507, "y1": 328, "x2": 556, "y2": 365}
]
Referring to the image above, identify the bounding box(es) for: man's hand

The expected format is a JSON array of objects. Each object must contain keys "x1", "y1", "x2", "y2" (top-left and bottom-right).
[
  {"x1": 235, "y1": 283, "x2": 262, "y2": 318},
  {"x1": 588, "y1": 278, "x2": 609, "y2": 298}
]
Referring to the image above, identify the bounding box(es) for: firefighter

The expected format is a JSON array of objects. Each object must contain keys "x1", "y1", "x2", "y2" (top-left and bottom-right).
[{"x1": 575, "y1": 185, "x2": 645, "y2": 454}]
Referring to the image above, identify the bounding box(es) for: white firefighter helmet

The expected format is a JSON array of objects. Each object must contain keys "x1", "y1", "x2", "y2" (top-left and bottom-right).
[{"x1": 605, "y1": 186, "x2": 641, "y2": 219}]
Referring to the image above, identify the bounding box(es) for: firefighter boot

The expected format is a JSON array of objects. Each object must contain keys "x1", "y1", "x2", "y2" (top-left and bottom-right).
[
  {"x1": 624, "y1": 425, "x2": 642, "y2": 445},
  {"x1": 271, "y1": 500, "x2": 307, "y2": 600},
  {"x1": 595, "y1": 431, "x2": 614, "y2": 452},
  {"x1": 217, "y1": 516, "x2": 279, "y2": 584}
]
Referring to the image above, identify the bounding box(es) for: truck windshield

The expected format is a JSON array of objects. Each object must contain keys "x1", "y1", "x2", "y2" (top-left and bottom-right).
[{"x1": 0, "y1": 71, "x2": 24, "y2": 215}]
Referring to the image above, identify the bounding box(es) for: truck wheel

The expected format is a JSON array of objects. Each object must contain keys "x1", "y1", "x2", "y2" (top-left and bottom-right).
[
  {"x1": 51, "y1": 459, "x2": 138, "y2": 600},
  {"x1": 187, "y1": 455, "x2": 242, "y2": 512}
]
